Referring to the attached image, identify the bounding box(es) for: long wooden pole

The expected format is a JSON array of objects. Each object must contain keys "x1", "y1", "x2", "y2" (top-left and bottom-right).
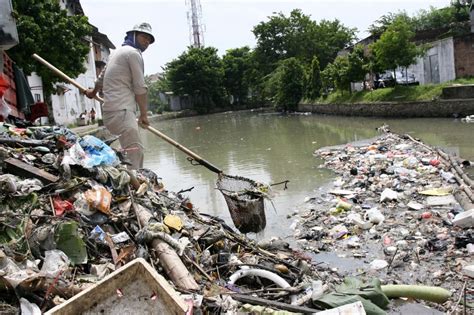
[
  {"x1": 32, "y1": 53, "x2": 104, "y2": 103},
  {"x1": 33, "y1": 53, "x2": 223, "y2": 175},
  {"x1": 146, "y1": 125, "x2": 222, "y2": 174}
]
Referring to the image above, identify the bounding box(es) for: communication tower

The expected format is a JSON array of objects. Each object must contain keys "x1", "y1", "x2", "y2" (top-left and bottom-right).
[{"x1": 186, "y1": 0, "x2": 205, "y2": 48}]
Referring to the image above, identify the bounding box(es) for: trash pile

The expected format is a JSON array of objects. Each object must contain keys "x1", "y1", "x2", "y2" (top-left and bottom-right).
[
  {"x1": 0, "y1": 122, "x2": 469, "y2": 314},
  {"x1": 290, "y1": 129, "x2": 473, "y2": 313}
]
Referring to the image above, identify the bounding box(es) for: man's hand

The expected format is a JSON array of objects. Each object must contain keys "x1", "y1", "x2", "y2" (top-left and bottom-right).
[
  {"x1": 84, "y1": 88, "x2": 96, "y2": 99},
  {"x1": 138, "y1": 114, "x2": 150, "y2": 128}
]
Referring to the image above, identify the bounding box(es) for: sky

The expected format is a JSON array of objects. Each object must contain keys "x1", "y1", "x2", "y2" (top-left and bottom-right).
[{"x1": 80, "y1": 0, "x2": 452, "y2": 75}]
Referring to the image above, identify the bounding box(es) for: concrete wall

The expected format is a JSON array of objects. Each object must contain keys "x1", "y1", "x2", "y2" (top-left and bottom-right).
[{"x1": 298, "y1": 100, "x2": 474, "y2": 118}]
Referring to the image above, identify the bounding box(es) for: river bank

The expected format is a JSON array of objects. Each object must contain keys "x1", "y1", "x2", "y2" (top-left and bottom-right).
[{"x1": 298, "y1": 99, "x2": 474, "y2": 118}]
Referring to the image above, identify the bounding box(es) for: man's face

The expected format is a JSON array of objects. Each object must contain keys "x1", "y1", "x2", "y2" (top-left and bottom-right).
[{"x1": 136, "y1": 32, "x2": 153, "y2": 51}]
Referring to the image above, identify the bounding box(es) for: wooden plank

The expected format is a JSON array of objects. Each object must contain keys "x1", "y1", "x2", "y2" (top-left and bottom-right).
[
  {"x1": 4, "y1": 158, "x2": 59, "y2": 183},
  {"x1": 230, "y1": 293, "x2": 322, "y2": 313},
  {"x1": 0, "y1": 137, "x2": 51, "y2": 147}
]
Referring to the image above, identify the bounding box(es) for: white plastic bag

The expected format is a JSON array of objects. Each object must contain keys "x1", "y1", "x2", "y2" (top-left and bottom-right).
[{"x1": 0, "y1": 96, "x2": 11, "y2": 119}]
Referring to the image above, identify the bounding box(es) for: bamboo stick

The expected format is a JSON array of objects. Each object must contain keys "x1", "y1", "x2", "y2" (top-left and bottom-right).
[{"x1": 132, "y1": 202, "x2": 199, "y2": 291}]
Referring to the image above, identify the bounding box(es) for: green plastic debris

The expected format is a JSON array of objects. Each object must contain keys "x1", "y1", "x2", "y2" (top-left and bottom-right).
[
  {"x1": 381, "y1": 284, "x2": 452, "y2": 304},
  {"x1": 313, "y1": 277, "x2": 390, "y2": 315},
  {"x1": 55, "y1": 221, "x2": 88, "y2": 265}
]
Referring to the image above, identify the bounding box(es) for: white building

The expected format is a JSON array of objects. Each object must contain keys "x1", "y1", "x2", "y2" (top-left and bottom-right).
[{"x1": 29, "y1": 0, "x2": 114, "y2": 126}]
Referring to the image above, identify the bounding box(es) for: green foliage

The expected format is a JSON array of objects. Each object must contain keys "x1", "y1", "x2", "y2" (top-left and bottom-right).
[
  {"x1": 370, "y1": 15, "x2": 422, "y2": 78},
  {"x1": 252, "y1": 9, "x2": 355, "y2": 74},
  {"x1": 315, "y1": 77, "x2": 474, "y2": 104},
  {"x1": 331, "y1": 56, "x2": 351, "y2": 94},
  {"x1": 305, "y1": 56, "x2": 322, "y2": 99},
  {"x1": 369, "y1": 3, "x2": 471, "y2": 37},
  {"x1": 346, "y1": 45, "x2": 368, "y2": 87},
  {"x1": 321, "y1": 63, "x2": 336, "y2": 96},
  {"x1": 222, "y1": 46, "x2": 252, "y2": 107},
  {"x1": 146, "y1": 77, "x2": 170, "y2": 114},
  {"x1": 165, "y1": 47, "x2": 225, "y2": 113},
  {"x1": 314, "y1": 19, "x2": 356, "y2": 69},
  {"x1": 274, "y1": 57, "x2": 305, "y2": 111},
  {"x1": 9, "y1": 0, "x2": 92, "y2": 96}
]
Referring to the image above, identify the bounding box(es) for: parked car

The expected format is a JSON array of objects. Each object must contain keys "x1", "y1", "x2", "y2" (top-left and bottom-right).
[
  {"x1": 395, "y1": 71, "x2": 419, "y2": 86},
  {"x1": 374, "y1": 70, "x2": 419, "y2": 88}
]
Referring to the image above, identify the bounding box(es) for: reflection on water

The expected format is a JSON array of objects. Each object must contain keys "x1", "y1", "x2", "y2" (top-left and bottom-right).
[{"x1": 143, "y1": 112, "x2": 473, "y2": 237}]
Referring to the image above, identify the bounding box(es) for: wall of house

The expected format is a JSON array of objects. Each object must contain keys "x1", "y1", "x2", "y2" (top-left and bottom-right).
[
  {"x1": 52, "y1": 42, "x2": 99, "y2": 126},
  {"x1": 27, "y1": 73, "x2": 44, "y2": 102},
  {"x1": 454, "y1": 33, "x2": 474, "y2": 78},
  {"x1": 410, "y1": 37, "x2": 456, "y2": 85}
]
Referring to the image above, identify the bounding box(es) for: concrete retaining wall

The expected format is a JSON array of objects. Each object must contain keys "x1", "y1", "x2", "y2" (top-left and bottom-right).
[{"x1": 298, "y1": 99, "x2": 474, "y2": 118}]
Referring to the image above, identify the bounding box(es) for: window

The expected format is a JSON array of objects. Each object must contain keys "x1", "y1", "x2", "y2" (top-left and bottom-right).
[{"x1": 34, "y1": 94, "x2": 41, "y2": 102}]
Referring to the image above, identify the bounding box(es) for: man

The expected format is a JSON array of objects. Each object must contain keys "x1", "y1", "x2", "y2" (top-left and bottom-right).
[{"x1": 85, "y1": 22, "x2": 155, "y2": 169}]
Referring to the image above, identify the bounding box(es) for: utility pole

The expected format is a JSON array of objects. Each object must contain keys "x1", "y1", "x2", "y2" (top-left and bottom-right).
[{"x1": 186, "y1": 0, "x2": 205, "y2": 48}]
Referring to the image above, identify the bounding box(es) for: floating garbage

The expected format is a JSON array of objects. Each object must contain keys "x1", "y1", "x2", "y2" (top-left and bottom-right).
[{"x1": 1, "y1": 121, "x2": 471, "y2": 314}]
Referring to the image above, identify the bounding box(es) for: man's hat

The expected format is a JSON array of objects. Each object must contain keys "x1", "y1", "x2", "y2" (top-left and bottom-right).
[{"x1": 127, "y1": 22, "x2": 155, "y2": 43}]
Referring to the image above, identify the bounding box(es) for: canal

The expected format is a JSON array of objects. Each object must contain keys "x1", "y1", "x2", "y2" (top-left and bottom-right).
[{"x1": 143, "y1": 111, "x2": 473, "y2": 238}]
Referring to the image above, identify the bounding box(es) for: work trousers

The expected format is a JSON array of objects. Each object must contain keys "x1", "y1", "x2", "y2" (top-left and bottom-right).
[{"x1": 103, "y1": 109, "x2": 144, "y2": 170}]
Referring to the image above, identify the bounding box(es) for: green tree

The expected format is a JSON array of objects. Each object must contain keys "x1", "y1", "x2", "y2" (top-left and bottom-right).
[
  {"x1": 252, "y1": 9, "x2": 355, "y2": 74},
  {"x1": 346, "y1": 44, "x2": 368, "y2": 89},
  {"x1": 9, "y1": 0, "x2": 92, "y2": 123},
  {"x1": 274, "y1": 57, "x2": 305, "y2": 111},
  {"x1": 145, "y1": 76, "x2": 169, "y2": 114},
  {"x1": 222, "y1": 46, "x2": 252, "y2": 107},
  {"x1": 331, "y1": 56, "x2": 350, "y2": 93},
  {"x1": 305, "y1": 56, "x2": 322, "y2": 99},
  {"x1": 314, "y1": 19, "x2": 356, "y2": 69},
  {"x1": 9, "y1": 1, "x2": 91, "y2": 96},
  {"x1": 369, "y1": 3, "x2": 471, "y2": 37},
  {"x1": 321, "y1": 63, "x2": 336, "y2": 96},
  {"x1": 165, "y1": 47, "x2": 224, "y2": 113},
  {"x1": 371, "y1": 15, "x2": 422, "y2": 81}
]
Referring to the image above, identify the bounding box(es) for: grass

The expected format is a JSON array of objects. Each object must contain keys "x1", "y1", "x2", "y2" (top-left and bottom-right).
[{"x1": 310, "y1": 77, "x2": 474, "y2": 104}]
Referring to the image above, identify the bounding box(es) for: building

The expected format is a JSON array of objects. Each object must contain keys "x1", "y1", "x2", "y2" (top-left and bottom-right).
[
  {"x1": 346, "y1": 13, "x2": 474, "y2": 91},
  {"x1": 27, "y1": 0, "x2": 115, "y2": 126}
]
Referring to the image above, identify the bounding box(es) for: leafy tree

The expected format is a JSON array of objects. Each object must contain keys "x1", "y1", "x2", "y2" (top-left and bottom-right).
[
  {"x1": 222, "y1": 46, "x2": 252, "y2": 107},
  {"x1": 305, "y1": 56, "x2": 322, "y2": 99},
  {"x1": 165, "y1": 47, "x2": 224, "y2": 113},
  {"x1": 314, "y1": 19, "x2": 356, "y2": 69},
  {"x1": 369, "y1": 3, "x2": 471, "y2": 37},
  {"x1": 321, "y1": 63, "x2": 336, "y2": 96},
  {"x1": 368, "y1": 12, "x2": 408, "y2": 36},
  {"x1": 331, "y1": 56, "x2": 350, "y2": 93},
  {"x1": 9, "y1": 0, "x2": 92, "y2": 123},
  {"x1": 346, "y1": 44, "x2": 368, "y2": 89},
  {"x1": 145, "y1": 76, "x2": 169, "y2": 114},
  {"x1": 252, "y1": 9, "x2": 355, "y2": 74},
  {"x1": 9, "y1": 1, "x2": 92, "y2": 96},
  {"x1": 274, "y1": 57, "x2": 305, "y2": 111},
  {"x1": 370, "y1": 15, "x2": 422, "y2": 81}
]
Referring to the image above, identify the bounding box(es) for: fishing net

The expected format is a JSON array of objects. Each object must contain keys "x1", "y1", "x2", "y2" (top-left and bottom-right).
[{"x1": 216, "y1": 174, "x2": 267, "y2": 234}]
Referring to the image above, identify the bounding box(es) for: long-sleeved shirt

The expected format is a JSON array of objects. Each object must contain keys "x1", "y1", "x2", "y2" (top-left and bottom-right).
[{"x1": 95, "y1": 45, "x2": 148, "y2": 112}]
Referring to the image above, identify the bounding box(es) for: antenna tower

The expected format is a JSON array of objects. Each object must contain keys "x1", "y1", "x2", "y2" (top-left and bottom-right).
[{"x1": 186, "y1": 0, "x2": 205, "y2": 48}]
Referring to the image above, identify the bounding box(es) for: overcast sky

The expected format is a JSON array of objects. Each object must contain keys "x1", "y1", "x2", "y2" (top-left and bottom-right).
[{"x1": 81, "y1": 0, "x2": 452, "y2": 75}]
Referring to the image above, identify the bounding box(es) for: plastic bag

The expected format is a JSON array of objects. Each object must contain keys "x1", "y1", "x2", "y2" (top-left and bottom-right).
[
  {"x1": 40, "y1": 250, "x2": 70, "y2": 278},
  {"x1": 0, "y1": 96, "x2": 11, "y2": 119},
  {"x1": 53, "y1": 196, "x2": 74, "y2": 216},
  {"x1": 85, "y1": 186, "x2": 112, "y2": 214},
  {"x1": 79, "y1": 135, "x2": 119, "y2": 168}
]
